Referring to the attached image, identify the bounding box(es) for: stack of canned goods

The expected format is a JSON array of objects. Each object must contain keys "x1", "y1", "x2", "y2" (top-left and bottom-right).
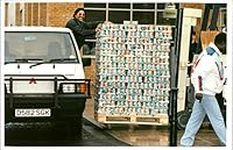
[{"x1": 95, "y1": 23, "x2": 172, "y2": 117}]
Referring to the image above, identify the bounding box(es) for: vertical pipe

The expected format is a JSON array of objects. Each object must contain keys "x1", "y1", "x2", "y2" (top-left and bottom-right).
[
  {"x1": 130, "y1": 3, "x2": 133, "y2": 23},
  {"x1": 106, "y1": 3, "x2": 109, "y2": 22},
  {"x1": 201, "y1": 4, "x2": 211, "y2": 31},
  {"x1": 209, "y1": 4, "x2": 220, "y2": 31},
  {"x1": 169, "y1": 8, "x2": 183, "y2": 146},
  {"x1": 154, "y1": 3, "x2": 157, "y2": 25},
  {"x1": 9, "y1": 77, "x2": 13, "y2": 108}
]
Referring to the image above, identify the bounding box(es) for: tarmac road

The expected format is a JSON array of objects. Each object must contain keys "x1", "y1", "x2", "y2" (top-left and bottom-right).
[{"x1": 5, "y1": 118, "x2": 130, "y2": 146}]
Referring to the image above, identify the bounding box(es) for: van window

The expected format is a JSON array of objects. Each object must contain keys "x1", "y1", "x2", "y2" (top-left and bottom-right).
[{"x1": 5, "y1": 31, "x2": 79, "y2": 63}]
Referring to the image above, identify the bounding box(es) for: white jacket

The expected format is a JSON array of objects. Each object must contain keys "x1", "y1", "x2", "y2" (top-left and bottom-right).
[{"x1": 191, "y1": 42, "x2": 225, "y2": 96}]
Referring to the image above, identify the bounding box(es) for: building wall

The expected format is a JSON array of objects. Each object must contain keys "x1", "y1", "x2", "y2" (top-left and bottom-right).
[
  {"x1": 32, "y1": 3, "x2": 39, "y2": 26},
  {"x1": 180, "y1": 3, "x2": 225, "y2": 36},
  {"x1": 5, "y1": 3, "x2": 8, "y2": 26},
  {"x1": 7, "y1": 2, "x2": 207, "y2": 28},
  {"x1": 26, "y1": 3, "x2": 32, "y2": 26},
  {"x1": 180, "y1": 3, "x2": 205, "y2": 43},
  {"x1": 6, "y1": 2, "x2": 226, "y2": 33},
  {"x1": 47, "y1": 3, "x2": 83, "y2": 27},
  {"x1": 15, "y1": 3, "x2": 20, "y2": 26},
  {"x1": 11, "y1": 3, "x2": 83, "y2": 27},
  {"x1": 40, "y1": 3, "x2": 48, "y2": 26},
  {"x1": 181, "y1": 3, "x2": 204, "y2": 9}
]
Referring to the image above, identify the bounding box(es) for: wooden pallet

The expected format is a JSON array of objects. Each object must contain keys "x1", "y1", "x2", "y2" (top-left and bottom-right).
[{"x1": 95, "y1": 114, "x2": 168, "y2": 126}]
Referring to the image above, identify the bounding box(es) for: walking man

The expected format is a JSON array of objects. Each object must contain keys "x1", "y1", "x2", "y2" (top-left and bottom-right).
[{"x1": 180, "y1": 32, "x2": 226, "y2": 146}]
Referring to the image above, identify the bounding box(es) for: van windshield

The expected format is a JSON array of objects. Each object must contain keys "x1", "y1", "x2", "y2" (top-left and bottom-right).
[{"x1": 5, "y1": 31, "x2": 79, "y2": 63}]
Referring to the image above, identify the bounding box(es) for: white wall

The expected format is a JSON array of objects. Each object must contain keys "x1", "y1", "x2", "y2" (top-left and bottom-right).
[{"x1": 7, "y1": 2, "x2": 16, "y2": 26}]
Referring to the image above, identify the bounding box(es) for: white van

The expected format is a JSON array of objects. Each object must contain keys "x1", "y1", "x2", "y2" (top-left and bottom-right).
[{"x1": 4, "y1": 27, "x2": 91, "y2": 136}]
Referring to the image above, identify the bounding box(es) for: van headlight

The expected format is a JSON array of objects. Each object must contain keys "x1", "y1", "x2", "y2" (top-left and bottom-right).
[{"x1": 60, "y1": 83, "x2": 87, "y2": 94}]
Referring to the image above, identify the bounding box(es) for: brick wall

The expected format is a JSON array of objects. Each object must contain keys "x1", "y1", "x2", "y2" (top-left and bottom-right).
[
  {"x1": 47, "y1": 3, "x2": 83, "y2": 27},
  {"x1": 27, "y1": 3, "x2": 32, "y2": 26},
  {"x1": 15, "y1": 3, "x2": 20, "y2": 26},
  {"x1": 32, "y1": 3, "x2": 39, "y2": 26},
  {"x1": 40, "y1": 3, "x2": 48, "y2": 26},
  {"x1": 180, "y1": 3, "x2": 204, "y2": 9},
  {"x1": 8, "y1": 2, "x2": 206, "y2": 29},
  {"x1": 12, "y1": 2, "x2": 83, "y2": 27}
]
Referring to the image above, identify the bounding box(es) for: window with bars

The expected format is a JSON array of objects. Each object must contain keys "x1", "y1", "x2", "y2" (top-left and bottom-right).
[
  {"x1": 84, "y1": 3, "x2": 179, "y2": 25},
  {"x1": 83, "y1": 3, "x2": 179, "y2": 56}
]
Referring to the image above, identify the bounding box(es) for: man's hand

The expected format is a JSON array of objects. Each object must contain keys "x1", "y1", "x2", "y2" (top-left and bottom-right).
[
  {"x1": 195, "y1": 93, "x2": 203, "y2": 101},
  {"x1": 95, "y1": 23, "x2": 102, "y2": 32},
  {"x1": 104, "y1": 21, "x2": 113, "y2": 24}
]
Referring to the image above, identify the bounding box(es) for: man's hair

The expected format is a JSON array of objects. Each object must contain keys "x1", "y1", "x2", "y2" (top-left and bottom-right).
[
  {"x1": 214, "y1": 32, "x2": 226, "y2": 45},
  {"x1": 73, "y1": 8, "x2": 85, "y2": 17}
]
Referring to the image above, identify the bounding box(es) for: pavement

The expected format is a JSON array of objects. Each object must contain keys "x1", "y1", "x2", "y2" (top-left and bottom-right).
[
  {"x1": 5, "y1": 119, "x2": 129, "y2": 146},
  {"x1": 83, "y1": 61, "x2": 223, "y2": 147},
  {"x1": 84, "y1": 97, "x2": 221, "y2": 147}
]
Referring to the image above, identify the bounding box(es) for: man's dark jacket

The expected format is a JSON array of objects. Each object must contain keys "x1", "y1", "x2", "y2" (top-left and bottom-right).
[{"x1": 65, "y1": 18, "x2": 101, "y2": 49}]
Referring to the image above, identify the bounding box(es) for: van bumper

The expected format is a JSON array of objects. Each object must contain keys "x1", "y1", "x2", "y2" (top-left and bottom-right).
[{"x1": 5, "y1": 93, "x2": 88, "y2": 123}]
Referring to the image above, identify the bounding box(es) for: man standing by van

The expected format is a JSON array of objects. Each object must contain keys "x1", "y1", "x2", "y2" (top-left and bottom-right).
[
  {"x1": 180, "y1": 32, "x2": 226, "y2": 146},
  {"x1": 65, "y1": 8, "x2": 102, "y2": 54}
]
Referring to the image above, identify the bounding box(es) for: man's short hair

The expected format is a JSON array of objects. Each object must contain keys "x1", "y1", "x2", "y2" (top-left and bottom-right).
[
  {"x1": 214, "y1": 32, "x2": 226, "y2": 45},
  {"x1": 73, "y1": 8, "x2": 85, "y2": 17}
]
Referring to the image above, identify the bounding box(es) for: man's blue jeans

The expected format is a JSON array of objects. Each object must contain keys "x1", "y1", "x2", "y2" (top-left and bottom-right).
[{"x1": 180, "y1": 94, "x2": 226, "y2": 146}]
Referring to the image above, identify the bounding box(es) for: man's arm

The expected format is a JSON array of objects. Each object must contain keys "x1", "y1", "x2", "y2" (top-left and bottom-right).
[
  {"x1": 191, "y1": 55, "x2": 215, "y2": 98},
  {"x1": 66, "y1": 19, "x2": 96, "y2": 36},
  {"x1": 86, "y1": 21, "x2": 103, "y2": 29}
]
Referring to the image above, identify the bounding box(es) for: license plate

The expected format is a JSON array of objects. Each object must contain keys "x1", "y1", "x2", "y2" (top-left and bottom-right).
[{"x1": 15, "y1": 108, "x2": 51, "y2": 117}]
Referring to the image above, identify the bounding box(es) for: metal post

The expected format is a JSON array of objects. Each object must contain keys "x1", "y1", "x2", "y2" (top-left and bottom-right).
[
  {"x1": 209, "y1": 5, "x2": 220, "y2": 30},
  {"x1": 169, "y1": 8, "x2": 183, "y2": 146}
]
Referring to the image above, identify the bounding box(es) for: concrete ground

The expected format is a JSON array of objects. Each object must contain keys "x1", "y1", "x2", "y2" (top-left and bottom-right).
[
  {"x1": 84, "y1": 96, "x2": 221, "y2": 146},
  {"x1": 83, "y1": 61, "x2": 222, "y2": 147}
]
